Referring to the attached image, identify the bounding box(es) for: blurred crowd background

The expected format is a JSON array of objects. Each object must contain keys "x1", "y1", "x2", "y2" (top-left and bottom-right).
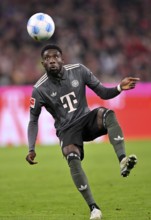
[{"x1": 0, "y1": 0, "x2": 151, "y2": 85}]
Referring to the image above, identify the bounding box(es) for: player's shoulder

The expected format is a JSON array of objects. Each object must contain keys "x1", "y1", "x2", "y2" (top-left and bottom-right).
[
  {"x1": 63, "y1": 63, "x2": 83, "y2": 71},
  {"x1": 34, "y1": 73, "x2": 48, "y2": 89},
  {"x1": 64, "y1": 63, "x2": 89, "y2": 71}
]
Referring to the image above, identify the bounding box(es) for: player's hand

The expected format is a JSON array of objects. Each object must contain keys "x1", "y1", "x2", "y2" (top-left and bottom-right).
[
  {"x1": 120, "y1": 77, "x2": 140, "y2": 90},
  {"x1": 26, "y1": 151, "x2": 38, "y2": 165}
]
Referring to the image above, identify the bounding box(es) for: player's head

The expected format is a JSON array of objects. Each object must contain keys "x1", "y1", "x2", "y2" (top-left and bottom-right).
[
  {"x1": 41, "y1": 44, "x2": 64, "y2": 76},
  {"x1": 41, "y1": 44, "x2": 62, "y2": 57}
]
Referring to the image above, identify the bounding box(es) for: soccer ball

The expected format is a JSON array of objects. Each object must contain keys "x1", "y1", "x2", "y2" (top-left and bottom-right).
[{"x1": 27, "y1": 13, "x2": 55, "y2": 41}]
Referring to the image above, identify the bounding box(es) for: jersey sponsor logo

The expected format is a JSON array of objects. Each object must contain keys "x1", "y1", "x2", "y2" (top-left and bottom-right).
[
  {"x1": 60, "y1": 91, "x2": 77, "y2": 113},
  {"x1": 71, "y1": 80, "x2": 79, "y2": 87},
  {"x1": 64, "y1": 63, "x2": 80, "y2": 70},
  {"x1": 30, "y1": 97, "x2": 36, "y2": 108}
]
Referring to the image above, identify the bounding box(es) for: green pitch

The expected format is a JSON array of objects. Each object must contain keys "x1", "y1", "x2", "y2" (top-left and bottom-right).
[{"x1": 0, "y1": 140, "x2": 150, "y2": 220}]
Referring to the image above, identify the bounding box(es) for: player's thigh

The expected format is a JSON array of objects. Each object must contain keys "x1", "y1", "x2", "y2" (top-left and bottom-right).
[
  {"x1": 82, "y1": 107, "x2": 108, "y2": 141},
  {"x1": 59, "y1": 124, "x2": 83, "y2": 158}
]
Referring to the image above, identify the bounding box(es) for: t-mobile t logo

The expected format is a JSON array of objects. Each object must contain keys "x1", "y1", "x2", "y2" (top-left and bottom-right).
[{"x1": 60, "y1": 92, "x2": 78, "y2": 113}]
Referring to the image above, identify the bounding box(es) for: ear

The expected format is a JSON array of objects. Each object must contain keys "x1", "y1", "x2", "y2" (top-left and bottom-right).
[{"x1": 41, "y1": 61, "x2": 44, "y2": 67}]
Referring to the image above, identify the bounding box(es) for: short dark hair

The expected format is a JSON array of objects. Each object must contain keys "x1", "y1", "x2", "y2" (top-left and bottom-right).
[{"x1": 41, "y1": 44, "x2": 62, "y2": 57}]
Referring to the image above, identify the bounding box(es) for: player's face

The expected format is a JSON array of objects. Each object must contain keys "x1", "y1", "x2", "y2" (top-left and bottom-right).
[{"x1": 41, "y1": 49, "x2": 64, "y2": 76}]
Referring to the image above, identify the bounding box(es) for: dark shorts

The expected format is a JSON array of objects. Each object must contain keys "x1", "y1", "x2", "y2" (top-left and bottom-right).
[{"x1": 58, "y1": 107, "x2": 108, "y2": 160}]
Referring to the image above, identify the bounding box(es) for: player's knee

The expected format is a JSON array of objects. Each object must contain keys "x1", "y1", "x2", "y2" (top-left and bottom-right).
[
  {"x1": 103, "y1": 109, "x2": 116, "y2": 129},
  {"x1": 66, "y1": 152, "x2": 81, "y2": 164},
  {"x1": 97, "y1": 107, "x2": 114, "y2": 129},
  {"x1": 62, "y1": 144, "x2": 80, "y2": 156}
]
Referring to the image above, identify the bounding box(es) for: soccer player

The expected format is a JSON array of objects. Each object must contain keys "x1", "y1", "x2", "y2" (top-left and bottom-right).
[{"x1": 26, "y1": 44, "x2": 139, "y2": 220}]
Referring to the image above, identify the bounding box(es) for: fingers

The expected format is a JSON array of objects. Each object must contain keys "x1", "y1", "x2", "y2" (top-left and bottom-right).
[
  {"x1": 127, "y1": 77, "x2": 140, "y2": 89},
  {"x1": 129, "y1": 83, "x2": 136, "y2": 89},
  {"x1": 128, "y1": 80, "x2": 139, "y2": 89},
  {"x1": 128, "y1": 77, "x2": 140, "y2": 82},
  {"x1": 26, "y1": 155, "x2": 38, "y2": 165},
  {"x1": 120, "y1": 77, "x2": 140, "y2": 91},
  {"x1": 130, "y1": 78, "x2": 140, "y2": 84}
]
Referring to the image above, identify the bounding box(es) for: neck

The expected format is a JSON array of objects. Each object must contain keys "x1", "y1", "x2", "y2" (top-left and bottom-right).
[{"x1": 47, "y1": 69, "x2": 63, "y2": 79}]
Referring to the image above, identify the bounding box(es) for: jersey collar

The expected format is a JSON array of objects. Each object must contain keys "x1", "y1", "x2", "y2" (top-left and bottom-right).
[{"x1": 47, "y1": 67, "x2": 66, "y2": 81}]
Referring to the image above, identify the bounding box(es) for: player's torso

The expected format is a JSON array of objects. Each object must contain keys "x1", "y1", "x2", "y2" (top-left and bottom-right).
[{"x1": 36, "y1": 64, "x2": 90, "y2": 129}]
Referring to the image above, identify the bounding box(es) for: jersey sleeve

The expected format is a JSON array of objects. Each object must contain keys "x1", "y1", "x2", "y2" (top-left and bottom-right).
[
  {"x1": 28, "y1": 88, "x2": 43, "y2": 152},
  {"x1": 81, "y1": 64, "x2": 120, "y2": 99}
]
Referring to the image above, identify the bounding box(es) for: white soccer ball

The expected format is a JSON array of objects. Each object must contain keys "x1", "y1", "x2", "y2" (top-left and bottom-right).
[{"x1": 27, "y1": 13, "x2": 55, "y2": 41}]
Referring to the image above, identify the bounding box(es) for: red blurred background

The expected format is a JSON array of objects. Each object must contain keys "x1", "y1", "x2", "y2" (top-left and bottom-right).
[{"x1": 0, "y1": 83, "x2": 151, "y2": 147}]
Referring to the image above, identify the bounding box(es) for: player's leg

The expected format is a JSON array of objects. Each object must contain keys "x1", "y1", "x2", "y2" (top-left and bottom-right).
[
  {"x1": 62, "y1": 144, "x2": 102, "y2": 219},
  {"x1": 97, "y1": 108, "x2": 126, "y2": 161},
  {"x1": 97, "y1": 108, "x2": 137, "y2": 177}
]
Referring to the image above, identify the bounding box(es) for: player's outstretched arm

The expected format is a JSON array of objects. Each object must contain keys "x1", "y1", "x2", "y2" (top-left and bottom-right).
[
  {"x1": 26, "y1": 151, "x2": 38, "y2": 165},
  {"x1": 119, "y1": 77, "x2": 140, "y2": 91}
]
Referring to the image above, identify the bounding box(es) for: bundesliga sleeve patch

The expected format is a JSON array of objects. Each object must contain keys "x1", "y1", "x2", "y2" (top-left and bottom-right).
[{"x1": 30, "y1": 97, "x2": 36, "y2": 108}]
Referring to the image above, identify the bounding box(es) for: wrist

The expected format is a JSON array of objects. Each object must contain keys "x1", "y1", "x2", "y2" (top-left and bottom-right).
[{"x1": 117, "y1": 84, "x2": 122, "y2": 92}]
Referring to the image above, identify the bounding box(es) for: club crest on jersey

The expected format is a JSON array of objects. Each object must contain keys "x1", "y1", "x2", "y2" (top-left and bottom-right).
[
  {"x1": 71, "y1": 80, "x2": 79, "y2": 87},
  {"x1": 30, "y1": 97, "x2": 36, "y2": 108}
]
